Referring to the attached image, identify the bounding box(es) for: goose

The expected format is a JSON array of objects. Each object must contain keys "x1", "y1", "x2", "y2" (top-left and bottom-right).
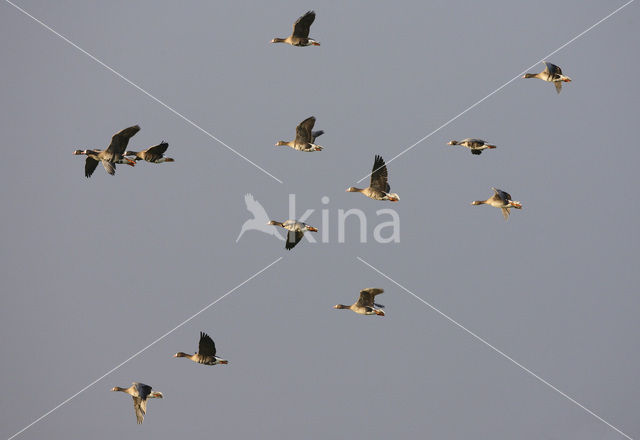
[
  {"x1": 471, "y1": 187, "x2": 522, "y2": 220},
  {"x1": 522, "y1": 61, "x2": 571, "y2": 94},
  {"x1": 333, "y1": 288, "x2": 385, "y2": 316},
  {"x1": 448, "y1": 138, "x2": 496, "y2": 155},
  {"x1": 271, "y1": 11, "x2": 320, "y2": 47},
  {"x1": 346, "y1": 155, "x2": 400, "y2": 201},
  {"x1": 111, "y1": 382, "x2": 163, "y2": 424},
  {"x1": 125, "y1": 141, "x2": 174, "y2": 163},
  {"x1": 276, "y1": 116, "x2": 324, "y2": 152},
  {"x1": 72, "y1": 125, "x2": 139, "y2": 177},
  {"x1": 174, "y1": 332, "x2": 229, "y2": 365},
  {"x1": 237, "y1": 194, "x2": 284, "y2": 242},
  {"x1": 267, "y1": 220, "x2": 318, "y2": 250}
]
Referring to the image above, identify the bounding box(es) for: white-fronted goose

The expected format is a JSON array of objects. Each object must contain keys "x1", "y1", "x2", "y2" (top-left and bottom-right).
[
  {"x1": 448, "y1": 138, "x2": 496, "y2": 155},
  {"x1": 346, "y1": 155, "x2": 400, "y2": 201},
  {"x1": 174, "y1": 332, "x2": 229, "y2": 365},
  {"x1": 111, "y1": 382, "x2": 163, "y2": 424},
  {"x1": 471, "y1": 187, "x2": 522, "y2": 220},
  {"x1": 72, "y1": 125, "x2": 139, "y2": 177},
  {"x1": 334, "y1": 288, "x2": 385, "y2": 316},
  {"x1": 276, "y1": 116, "x2": 324, "y2": 152},
  {"x1": 125, "y1": 141, "x2": 174, "y2": 163},
  {"x1": 268, "y1": 220, "x2": 318, "y2": 250},
  {"x1": 271, "y1": 11, "x2": 320, "y2": 47},
  {"x1": 523, "y1": 61, "x2": 571, "y2": 94}
]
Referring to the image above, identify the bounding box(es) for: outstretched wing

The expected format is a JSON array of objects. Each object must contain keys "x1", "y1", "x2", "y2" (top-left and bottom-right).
[
  {"x1": 85, "y1": 157, "x2": 99, "y2": 177},
  {"x1": 501, "y1": 207, "x2": 511, "y2": 220},
  {"x1": 492, "y1": 187, "x2": 512, "y2": 203},
  {"x1": 295, "y1": 117, "x2": 315, "y2": 143},
  {"x1": 133, "y1": 397, "x2": 146, "y2": 424},
  {"x1": 356, "y1": 288, "x2": 384, "y2": 308},
  {"x1": 370, "y1": 155, "x2": 390, "y2": 192},
  {"x1": 285, "y1": 230, "x2": 304, "y2": 250},
  {"x1": 198, "y1": 332, "x2": 217, "y2": 357},
  {"x1": 554, "y1": 81, "x2": 563, "y2": 94},
  {"x1": 132, "y1": 382, "x2": 152, "y2": 399},
  {"x1": 106, "y1": 125, "x2": 140, "y2": 155},
  {"x1": 543, "y1": 61, "x2": 562, "y2": 78},
  {"x1": 292, "y1": 10, "x2": 315, "y2": 38},
  {"x1": 142, "y1": 142, "x2": 169, "y2": 162}
]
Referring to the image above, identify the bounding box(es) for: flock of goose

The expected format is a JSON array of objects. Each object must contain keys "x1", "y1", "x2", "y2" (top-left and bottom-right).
[{"x1": 71, "y1": 10, "x2": 571, "y2": 424}]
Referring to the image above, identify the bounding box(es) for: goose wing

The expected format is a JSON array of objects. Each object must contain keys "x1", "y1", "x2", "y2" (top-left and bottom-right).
[
  {"x1": 543, "y1": 61, "x2": 562, "y2": 79},
  {"x1": 554, "y1": 81, "x2": 563, "y2": 94},
  {"x1": 492, "y1": 187, "x2": 512, "y2": 203},
  {"x1": 142, "y1": 142, "x2": 168, "y2": 162},
  {"x1": 370, "y1": 155, "x2": 391, "y2": 192},
  {"x1": 356, "y1": 288, "x2": 384, "y2": 308},
  {"x1": 292, "y1": 10, "x2": 315, "y2": 38},
  {"x1": 106, "y1": 125, "x2": 140, "y2": 156},
  {"x1": 198, "y1": 332, "x2": 217, "y2": 357},
  {"x1": 132, "y1": 397, "x2": 146, "y2": 424},
  {"x1": 85, "y1": 157, "x2": 99, "y2": 177},
  {"x1": 295, "y1": 117, "x2": 315, "y2": 143},
  {"x1": 132, "y1": 382, "x2": 152, "y2": 399},
  {"x1": 285, "y1": 230, "x2": 304, "y2": 250}
]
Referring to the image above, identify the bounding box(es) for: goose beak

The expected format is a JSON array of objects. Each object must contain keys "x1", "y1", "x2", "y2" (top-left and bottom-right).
[
  {"x1": 563, "y1": 77, "x2": 572, "y2": 82},
  {"x1": 307, "y1": 227, "x2": 318, "y2": 232},
  {"x1": 375, "y1": 310, "x2": 385, "y2": 316}
]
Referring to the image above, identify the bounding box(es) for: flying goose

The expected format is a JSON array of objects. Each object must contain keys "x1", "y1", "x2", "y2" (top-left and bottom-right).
[
  {"x1": 125, "y1": 141, "x2": 174, "y2": 163},
  {"x1": 448, "y1": 138, "x2": 496, "y2": 155},
  {"x1": 174, "y1": 332, "x2": 228, "y2": 365},
  {"x1": 72, "y1": 125, "x2": 139, "y2": 177},
  {"x1": 346, "y1": 155, "x2": 400, "y2": 201},
  {"x1": 522, "y1": 61, "x2": 571, "y2": 94},
  {"x1": 471, "y1": 187, "x2": 522, "y2": 220},
  {"x1": 267, "y1": 220, "x2": 318, "y2": 250},
  {"x1": 276, "y1": 116, "x2": 324, "y2": 152},
  {"x1": 333, "y1": 288, "x2": 385, "y2": 316},
  {"x1": 271, "y1": 11, "x2": 320, "y2": 46},
  {"x1": 111, "y1": 382, "x2": 163, "y2": 424}
]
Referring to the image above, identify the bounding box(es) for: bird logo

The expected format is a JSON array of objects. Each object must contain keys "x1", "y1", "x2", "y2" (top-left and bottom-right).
[{"x1": 236, "y1": 194, "x2": 284, "y2": 242}]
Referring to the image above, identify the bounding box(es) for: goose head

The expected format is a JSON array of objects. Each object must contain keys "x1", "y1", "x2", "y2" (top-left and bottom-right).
[{"x1": 173, "y1": 352, "x2": 189, "y2": 358}]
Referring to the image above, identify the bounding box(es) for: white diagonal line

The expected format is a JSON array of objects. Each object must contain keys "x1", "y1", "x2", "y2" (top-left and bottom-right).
[
  {"x1": 4, "y1": 0, "x2": 283, "y2": 184},
  {"x1": 357, "y1": 256, "x2": 634, "y2": 440},
  {"x1": 6, "y1": 257, "x2": 283, "y2": 440},
  {"x1": 357, "y1": 0, "x2": 636, "y2": 184}
]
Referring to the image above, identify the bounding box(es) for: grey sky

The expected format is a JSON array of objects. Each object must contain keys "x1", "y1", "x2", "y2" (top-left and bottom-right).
[{"x1": 1, "y1": 1, "x2": 639, "y2": 439}]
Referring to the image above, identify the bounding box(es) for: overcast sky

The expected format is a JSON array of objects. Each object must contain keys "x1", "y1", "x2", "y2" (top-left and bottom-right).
[{"x1": 1, "y1": 1, "x2": 639, "y2": 439}]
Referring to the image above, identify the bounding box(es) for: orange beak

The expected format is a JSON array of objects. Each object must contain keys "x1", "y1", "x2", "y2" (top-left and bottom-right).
[
  {"x1": 311, "y1": 42, "x2": 320, "y2": 46},
  {"x1": 307, "y1": 227, "x2": 318, "y2": 232}
]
